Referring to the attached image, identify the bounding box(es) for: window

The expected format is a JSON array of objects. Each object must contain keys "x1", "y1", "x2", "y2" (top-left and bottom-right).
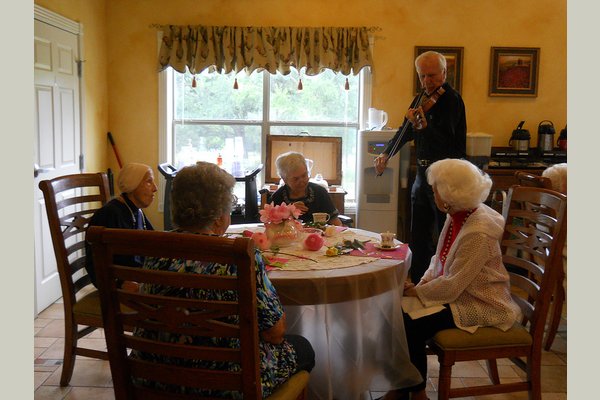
[{"x1": 161, "y1": 67, "x2": 370, "y2": 211}]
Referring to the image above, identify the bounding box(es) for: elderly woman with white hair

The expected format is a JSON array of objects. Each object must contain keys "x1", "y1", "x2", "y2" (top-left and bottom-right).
[
  {"x1": 378, "y1": 159, "x2": 521, "y2": 400},
  {"x1": 271, "y1": 151, "x2": 342, "y2": 226},
  {"x1": 542, "y1": 162, "x2": 567, "y2": 195},
  {"x1": 85, "y1": 162, "x2": 157, "y2": 287}
]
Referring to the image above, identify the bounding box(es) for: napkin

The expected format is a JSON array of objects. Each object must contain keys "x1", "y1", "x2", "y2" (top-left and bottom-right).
[
  {"x1": 402, "y1": 296, "x2": 446, "y2": 319},
  {"x1": 348, "y1": 242, "x2": 408, "y2": 260}
]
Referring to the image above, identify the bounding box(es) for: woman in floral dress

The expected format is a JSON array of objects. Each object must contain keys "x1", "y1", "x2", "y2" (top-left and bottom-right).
[{"x1": 134, "y1": 161, "x2": 315, "y2": 398}]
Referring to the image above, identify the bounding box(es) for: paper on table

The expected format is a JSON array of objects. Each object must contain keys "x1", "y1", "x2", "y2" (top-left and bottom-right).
[
  {"x1": 264, "y1": 256, "x2": 289, "y2": 271},
  {"x1": 402, "y1": 296, "x2": 446, "y2": 320}
]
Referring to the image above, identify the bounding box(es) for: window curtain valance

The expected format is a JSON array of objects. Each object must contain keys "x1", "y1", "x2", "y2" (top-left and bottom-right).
[{"x1": 157, "y1": 25, "x2": 375, "y2": 76}]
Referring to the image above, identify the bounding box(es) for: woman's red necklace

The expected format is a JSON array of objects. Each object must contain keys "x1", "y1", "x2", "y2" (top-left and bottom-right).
[{"x1": 439, "y1": 208, "x2": 476, "y2": 269}]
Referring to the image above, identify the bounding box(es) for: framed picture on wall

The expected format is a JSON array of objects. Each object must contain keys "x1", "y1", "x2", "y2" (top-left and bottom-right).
[
  {"x1": 414, "y1": 46, "x2": 463, "y2": 95},
  {"x1": 489, "y1": 47, "x2": 540, "y2": 97}
]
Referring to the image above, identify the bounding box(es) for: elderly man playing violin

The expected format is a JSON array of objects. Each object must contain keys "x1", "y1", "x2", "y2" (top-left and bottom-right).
[{"x1": 374, "y1": 50, "x2": 466, "y2": 284}]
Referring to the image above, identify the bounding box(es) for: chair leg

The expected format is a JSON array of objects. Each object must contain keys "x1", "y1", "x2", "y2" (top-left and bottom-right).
[
  {"x1": 486, "y1": 359, "x2": 500, "y2": 384},
  {"x1": 544, "y1": 282, "x2": 565, "y2": 351},
  {"x1": 527, "y1": 356, "x2": 542, "y2": 400},
  {"x1": 437, "y1": 363, "x2": 453, "y2": 400},
  {"x1": 60, "y1": 318, "x2": 77, "y2": 386},
  {"x1": 295, "y1": 387, "x2": 307, "y2": 400}
]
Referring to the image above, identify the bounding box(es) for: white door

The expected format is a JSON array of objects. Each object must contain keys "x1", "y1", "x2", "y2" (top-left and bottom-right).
[{"x1": 33, "y1": 12, "x2": 82, "y2": 315}]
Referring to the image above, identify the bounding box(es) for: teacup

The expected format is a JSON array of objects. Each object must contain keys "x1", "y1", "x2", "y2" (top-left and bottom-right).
[
  {"x1": 312, "y1": 213, "x2": 330, "y2": 224},
  {"x1": 380, "y1": 231, "x2": 396, "y2": 248}
]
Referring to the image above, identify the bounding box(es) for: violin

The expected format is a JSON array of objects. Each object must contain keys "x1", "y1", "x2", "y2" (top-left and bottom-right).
[
  {"x1": 413, "y1": 86, "x2": 446, "y2": 130},
  {"x1": 377, "y1": 86, "x2": 446, "y2": 176}
]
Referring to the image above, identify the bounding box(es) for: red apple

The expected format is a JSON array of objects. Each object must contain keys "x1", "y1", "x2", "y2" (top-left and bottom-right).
[
  {"x1": 303, "y1": 233, "x2": 325, "y2": 251},
  {"x1": 251, "y1": 232, "x2": 271, "y2": 250}
]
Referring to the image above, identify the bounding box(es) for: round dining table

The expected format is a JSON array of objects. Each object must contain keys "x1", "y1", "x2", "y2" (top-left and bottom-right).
[{"x1": 227, "y1": 225, "x2": 423, "y2": 400}]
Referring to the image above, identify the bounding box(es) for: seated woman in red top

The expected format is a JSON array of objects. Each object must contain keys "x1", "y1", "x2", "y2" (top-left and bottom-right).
[{"x1": 378, "y1": 159, "x2": 521, "y2": 400}]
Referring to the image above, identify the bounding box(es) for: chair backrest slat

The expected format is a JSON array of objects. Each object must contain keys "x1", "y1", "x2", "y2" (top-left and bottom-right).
[
  {"x1": 128, "y1": 358, "x2": 243, "y2": 389},
  {"x1": 56, "y1": 193, "x2": 105, "y2": 211},
  {"x1": 502, "y1": 186, "x2": 566, "y2": 345},
  {"x1": 123, "y1": 335, "x2": 241, "y2": 362},
  {"x1": 111, "y1": 265, "x2": 239, "y2": 290},
  {"x1": 503, "y1": 254, "x2": 544, "y2": 279},
  {"x1": 514, "y1": 171, "x2": 553, "y2": 189},
  {"x1": 87, "y1": 227, "x2": 263, "y2": 400}
]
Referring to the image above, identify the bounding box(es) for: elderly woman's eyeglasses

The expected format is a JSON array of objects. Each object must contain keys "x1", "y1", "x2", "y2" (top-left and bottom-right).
[{"x1": 287, "y1": 171, "x2": 309, "y2": 184}]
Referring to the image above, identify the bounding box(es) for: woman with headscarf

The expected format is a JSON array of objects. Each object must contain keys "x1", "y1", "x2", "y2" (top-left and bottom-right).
[
  {"x1": 84, "y1": 162, "x2": 157, "y2": 287},
  {"x1": 378, "y1": 159, "x2": 521, "y2": 400}
]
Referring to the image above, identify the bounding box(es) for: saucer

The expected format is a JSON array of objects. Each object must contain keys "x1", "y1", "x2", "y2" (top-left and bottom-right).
[{"x1": 374, "y1": 243, "x2": 401, "y2": 251}]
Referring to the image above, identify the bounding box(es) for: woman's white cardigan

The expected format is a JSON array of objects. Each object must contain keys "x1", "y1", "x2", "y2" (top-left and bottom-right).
[{"x1": 414, "y1": 204, "x2": 521, "y2": 333}]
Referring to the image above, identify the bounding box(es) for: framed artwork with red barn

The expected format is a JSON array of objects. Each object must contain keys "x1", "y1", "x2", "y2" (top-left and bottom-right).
[{"x1": 489, "y1": 47, "x2": 540, "y2": 97}]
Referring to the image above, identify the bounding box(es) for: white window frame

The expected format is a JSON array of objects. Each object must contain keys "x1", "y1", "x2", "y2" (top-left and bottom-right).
[{"x1": 158, "y1": 64, "x2": 373, "y2": 215}]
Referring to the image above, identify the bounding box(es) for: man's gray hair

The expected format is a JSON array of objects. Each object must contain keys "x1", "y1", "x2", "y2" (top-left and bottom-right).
[{"x1": 415, "y1": 50, "x2": 447, "y2": 72}]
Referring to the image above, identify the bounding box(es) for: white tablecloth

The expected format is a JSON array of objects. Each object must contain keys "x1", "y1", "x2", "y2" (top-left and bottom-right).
[{"x1": 227, "y1": 225, "x2": 423, "y2": 400}]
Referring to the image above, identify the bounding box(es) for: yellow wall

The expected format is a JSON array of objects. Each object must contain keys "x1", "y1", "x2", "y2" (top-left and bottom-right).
[{"x1": 35, "y1": 0, "x2": 567, "y2": 228}]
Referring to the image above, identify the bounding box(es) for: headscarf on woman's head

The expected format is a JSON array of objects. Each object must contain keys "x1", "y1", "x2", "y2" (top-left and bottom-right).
[{"x1": 118, "y1": 163, "x2": 152, "y2": 194}]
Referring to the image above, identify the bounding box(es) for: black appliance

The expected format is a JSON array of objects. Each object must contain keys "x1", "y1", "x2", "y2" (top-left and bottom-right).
[
  {"x1": 158, "y1": 163, "x2": 263, "y2": 230},
  {"x1": 231, "y1": 164, "x2": 263, "y2": 224}
]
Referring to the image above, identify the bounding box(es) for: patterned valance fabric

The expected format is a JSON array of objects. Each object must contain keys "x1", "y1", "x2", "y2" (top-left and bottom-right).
[{"x1": 157, "y1": 25, "x2": 374, "y2": 76}]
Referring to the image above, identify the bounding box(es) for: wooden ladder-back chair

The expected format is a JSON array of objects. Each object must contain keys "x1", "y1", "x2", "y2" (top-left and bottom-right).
[
  {"x1": 427, "y1": 186, "x2": 567, "y2": 400},
  {"x1": 87, "y1": 227, "x2": 310, "y2": 400},
  {"x1": 515, "y1": 170, "x2": 565, "y2": 351},
  {"x1": 38, "y1": 173, "x2": 111, "y2": 386}
]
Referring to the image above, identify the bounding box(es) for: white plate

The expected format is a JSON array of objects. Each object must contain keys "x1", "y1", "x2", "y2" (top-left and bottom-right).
[{"x1": 374, "y1": 243, "x2": 401, "y2": 251}]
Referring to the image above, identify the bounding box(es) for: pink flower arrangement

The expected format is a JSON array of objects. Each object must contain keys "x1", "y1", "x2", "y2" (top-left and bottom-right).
[{"x1": 259, "y1": 202, "x2": 301, "y2": 225}]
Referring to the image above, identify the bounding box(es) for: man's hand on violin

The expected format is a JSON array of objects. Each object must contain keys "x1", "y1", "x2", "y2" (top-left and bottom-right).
[
  {"x1": 406, "y1": 107, "x2": 426, "y2": 130},
  {"x1": 374, "y1": 153, "x2": 389, "y2": 175}
]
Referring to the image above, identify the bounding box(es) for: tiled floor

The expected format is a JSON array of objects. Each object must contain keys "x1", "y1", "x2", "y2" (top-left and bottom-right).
[{"x1": 34, "y1": 297, "x2": 567, "y2": 400}]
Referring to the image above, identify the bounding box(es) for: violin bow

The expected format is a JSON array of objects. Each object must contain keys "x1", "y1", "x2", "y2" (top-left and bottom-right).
[{"x1": 376, "y1": 90, "x2": 426, "y2": 177}]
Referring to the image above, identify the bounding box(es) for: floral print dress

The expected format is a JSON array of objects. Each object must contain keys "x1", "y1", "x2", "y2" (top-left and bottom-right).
[{"x1": 133, "y1": 248, "x2": 298, "y2": 398}]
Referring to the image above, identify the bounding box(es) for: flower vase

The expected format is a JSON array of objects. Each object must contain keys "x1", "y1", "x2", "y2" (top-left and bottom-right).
[{"x1": 265, "y1": 219, "x2": 301, "y2": 247}]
